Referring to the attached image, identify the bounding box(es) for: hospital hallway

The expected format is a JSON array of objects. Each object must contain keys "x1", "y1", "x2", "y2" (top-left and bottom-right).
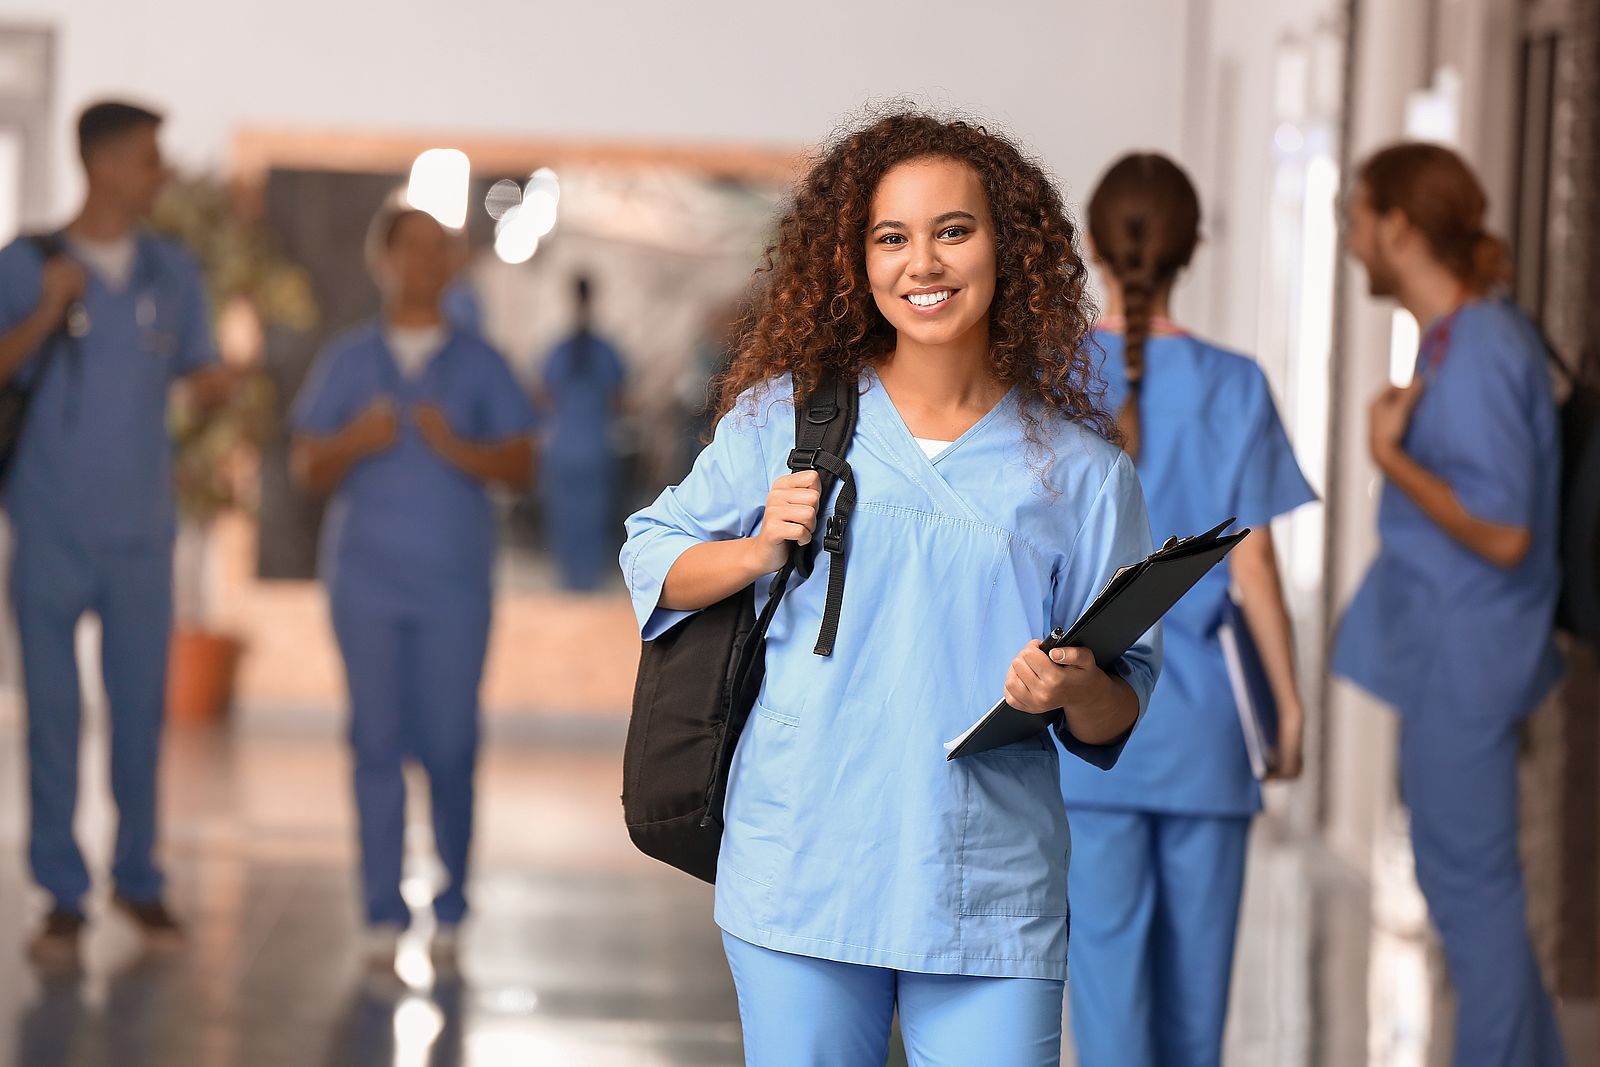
[{"x1": 0, "y1": 696, "x2": 1588, "y2": 1067}]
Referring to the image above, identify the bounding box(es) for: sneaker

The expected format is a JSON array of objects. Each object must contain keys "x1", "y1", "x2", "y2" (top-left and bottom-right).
[
  {"x1": 364, "y1": 922, "x2": 404, "y2": 972},
  {"x1": 112, "y1": 895, "x2": 184, "y2": 945},
  {"x1": 26, "y1": 909, "x2": 84, "y2": 968}
]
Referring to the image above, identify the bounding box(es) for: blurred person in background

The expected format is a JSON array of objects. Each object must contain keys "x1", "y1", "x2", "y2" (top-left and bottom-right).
[
  {"x1": 537, "y1": 273, "x2": 627, "y2": 592},
  {"x1": 1057, "y1": 153, "x2": 1316, "y2": 1067},
  {"x1": 290, "y1": 204, "x2": 536, "y2": 970},
  {"x1": 0, "y1": 100, "x2": 231, "y2": 964},
  {"x1": 1334, "y1": 142, "x2": 1565, "y2": 1067}
]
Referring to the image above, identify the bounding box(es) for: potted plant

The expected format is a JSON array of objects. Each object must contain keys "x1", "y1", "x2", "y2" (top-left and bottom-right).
[{"x1": 151, "y1": 176, "x2": 317, "y2": 723}]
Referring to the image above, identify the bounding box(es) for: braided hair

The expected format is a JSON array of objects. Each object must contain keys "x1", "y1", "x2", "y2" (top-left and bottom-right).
[{"x1": 1086, "y1": 154, "x2": 1201, "y2": 459}]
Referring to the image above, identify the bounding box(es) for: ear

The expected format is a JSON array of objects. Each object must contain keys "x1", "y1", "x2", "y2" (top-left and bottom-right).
[
  {"x1": 1376, "y1": 208, "x2": 1413, "y2": 257},
  {"x1": 1083, "y1": 231, "x2": 1102, "y2": 265}
]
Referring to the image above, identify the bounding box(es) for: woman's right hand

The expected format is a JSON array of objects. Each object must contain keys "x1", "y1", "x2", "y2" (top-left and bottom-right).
[
  {"x1": 749, "y1": 470, "x2": 822, "y2": 574},
  {"x1": 347, "y1": 397, "x2": 399, "y2": 455}
]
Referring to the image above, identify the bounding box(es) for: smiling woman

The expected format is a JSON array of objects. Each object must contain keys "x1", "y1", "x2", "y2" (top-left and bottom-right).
[
  {"x1": 622, "y1": 109, "x2": 1158, "y2": 1066},
  {"x1": 714, "y1": 110, "x2": 1114, "y2": 453}
]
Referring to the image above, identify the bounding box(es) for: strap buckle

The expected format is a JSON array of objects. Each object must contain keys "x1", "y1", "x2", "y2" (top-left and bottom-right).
[
  {"x1": 823, "y1": 515, "x2": 846, "y2": 554},
  {"x1": 787, "y1": 447, "x2": 820, "y2": 471}
]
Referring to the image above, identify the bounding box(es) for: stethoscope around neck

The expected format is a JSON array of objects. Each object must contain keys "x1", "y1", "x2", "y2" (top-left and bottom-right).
[{"x1": 51, "y1": 245, "x2": 165, "y2": 426}]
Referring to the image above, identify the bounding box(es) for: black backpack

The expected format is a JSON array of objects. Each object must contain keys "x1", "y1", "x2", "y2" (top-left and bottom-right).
[
  {"x1": 1548, "y1": 343, "x2": 1600, "y2": 639},
  {"x1": 622, "y1": 372, "x2": 859, "y2": 883},
  {"x1": 0, "y1": 233, "x2": 76, "y2": 486}
]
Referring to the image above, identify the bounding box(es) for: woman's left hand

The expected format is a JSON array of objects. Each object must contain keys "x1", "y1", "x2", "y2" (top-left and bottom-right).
[
  {"x1": 1004, "y1": 640, "x2": 1108, "y2": 715},
  {"x1": 413, "y1": 403, "x2": 459, "y2": 456}
]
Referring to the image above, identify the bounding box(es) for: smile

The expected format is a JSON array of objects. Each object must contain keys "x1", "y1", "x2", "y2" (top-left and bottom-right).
[{"x1": 904, "y1": 289, "x2": 955, "y2": 310}]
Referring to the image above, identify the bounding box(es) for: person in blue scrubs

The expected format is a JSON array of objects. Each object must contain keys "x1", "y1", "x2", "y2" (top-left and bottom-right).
[
  {"x1": 291, "y1": 205, "x2": 536, "y2": 968},
  {"x1": 538, "y1": 274, "x2": 626, "y2": 592},
  {"x1": 0, "y1": 101, "x2": 232, "y2": 964},
  {"x1": 1335, "y1": 143, "x2": 1565, "y2": 1067},
  {"x1": 1057, "y1": 153, "x2": 1317, "y2": 1067},
  {"x1": 621, "y1": 112, "x2": 1161, "y2": 1066}
]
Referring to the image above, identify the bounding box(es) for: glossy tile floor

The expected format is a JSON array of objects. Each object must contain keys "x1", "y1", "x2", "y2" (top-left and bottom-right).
[{"x1": 0, "y1": 703, "x2": 1590, "y2": 1067}]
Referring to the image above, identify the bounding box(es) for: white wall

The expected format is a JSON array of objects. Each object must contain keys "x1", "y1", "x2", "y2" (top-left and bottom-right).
[{"x1": 9, "y1": 0, "x2": 1191, "y2": 223}]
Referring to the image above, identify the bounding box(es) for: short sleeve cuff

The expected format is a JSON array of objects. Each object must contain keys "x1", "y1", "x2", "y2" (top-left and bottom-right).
[{"x1": 623, "y1": 524, "x2": 707, "y2": 640}]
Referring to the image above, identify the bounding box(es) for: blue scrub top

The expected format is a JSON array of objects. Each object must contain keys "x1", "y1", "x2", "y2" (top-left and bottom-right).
[
  {"x1": 541, "y1": 331, "x2": 625, "y2": 465},
  {"x1": 621, "y1": 370, "x2": 1161, "y2": 980},
  {"x1": 1334, "y1": 300, "x2": 1561, "y2": 721},
  {"x1": 292, "y1": 323, "x2": 537, "y2": 614},
  {"x1": 0, "y1": 233, "x2": 217, "y2": 547},
  {"x1": 1059, "y1": 331, "x2": 1315, "y2": 816}
]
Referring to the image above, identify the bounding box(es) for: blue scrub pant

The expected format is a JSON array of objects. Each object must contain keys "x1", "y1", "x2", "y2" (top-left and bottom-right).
[
  {"x1": 331, "y1": 594, "x2": 489, "y2": 927},
  {"x1": 541, "y1": 451, "x2": 616, "y2": 593},
  {"x1": 1064, "y1": 809, "x2": 1250, "y2": 1067},
  {"x1": 1398, "y1": 709, "x2": 1565, "y2": 1067},
  {"x1": 9, "y1": 530, "x2": 172, "y2": 912},
  {"x1": 721, "y1": 932, "x2": 1064, "y2": 1067}
]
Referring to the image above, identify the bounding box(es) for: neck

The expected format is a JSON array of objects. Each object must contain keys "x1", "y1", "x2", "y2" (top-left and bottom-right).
[
  {"x1": 876, "y1": 323, "x2": 1003, "y2": 411},
  {"x1": 1398, "y1": 258, "x2": 1474, "y2": 329},
  {"x1": 68, "y1": 194, "x2": 138, "y2": 243},
  {"x1": 386, "y1": 301, "x2": 445, "y2": 329},
  {"x1": 1101, "y1": 282, "x2": 1173, "y2": 322}
]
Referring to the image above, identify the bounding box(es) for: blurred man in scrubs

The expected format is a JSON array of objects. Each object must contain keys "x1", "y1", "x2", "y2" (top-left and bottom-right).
[
  {"x1": 1336, "y1": 142, "x2": 1565, "y2": 1067},
  {"x1": 0, "y1": 100, "x2": 230, "y2": 964}
]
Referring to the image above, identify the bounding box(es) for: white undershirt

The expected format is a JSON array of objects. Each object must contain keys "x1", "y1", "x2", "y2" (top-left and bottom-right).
[
  {"x1": 68, "y1": 234, "x2": 137, "y2": 291},
  {"x1": 913, "y1": 436, "x2": 953, "y2": 459},
  {"x1": 385, "y1": 324, "x2": 447, "y2": 380}
]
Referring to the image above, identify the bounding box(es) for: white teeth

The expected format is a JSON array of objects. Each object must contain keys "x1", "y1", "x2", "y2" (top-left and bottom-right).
[{"x1": 907, "y1": 290, "x2": 953, "y2": 307}]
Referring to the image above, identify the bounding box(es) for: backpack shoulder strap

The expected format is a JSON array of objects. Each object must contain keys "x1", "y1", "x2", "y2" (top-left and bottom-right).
[{"x1": 786, "y1": 371, "x2": 859, "y2": 656}]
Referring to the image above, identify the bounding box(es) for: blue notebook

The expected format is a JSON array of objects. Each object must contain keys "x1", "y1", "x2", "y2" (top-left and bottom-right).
[{"x1": 1218, "y1": 594, "x2": 1278, "y2": 779}]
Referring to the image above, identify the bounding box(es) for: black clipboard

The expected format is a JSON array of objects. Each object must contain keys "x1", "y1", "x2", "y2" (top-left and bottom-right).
[{"x1": 944, "y1": 518, "x2": 1248, "y2": 760}]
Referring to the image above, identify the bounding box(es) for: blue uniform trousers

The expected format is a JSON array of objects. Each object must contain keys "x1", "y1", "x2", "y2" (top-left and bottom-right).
[
  {"x1": 331, "y1": 594, "x2": 489, "y2": 927},
  {"x1": 1399, "y1": 708, "x2": 1565, "y2": 1066},
  {"x1": 1064, "y1": 810, "x2": 1250, "y2": 1067},
  {"x1": 722, "y1": 932, "x2": 1064, "y2": 1066},
  {"x1": 10, "y1": 528, "x2": 172, "y2": 911}
]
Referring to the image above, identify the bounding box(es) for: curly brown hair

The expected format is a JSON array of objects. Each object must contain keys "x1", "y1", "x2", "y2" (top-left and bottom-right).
[{"x1": 714, "y1": 109, "x2": 1115, "y2": 447}]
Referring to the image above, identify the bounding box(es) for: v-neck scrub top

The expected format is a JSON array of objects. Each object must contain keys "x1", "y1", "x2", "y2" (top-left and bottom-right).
[
  {"x1": 0, "y1": 232, "x2": 218, "y2": 546},
  {"x1": 622, "y1": 370, "x2": 1161, "y2": 980},
  {"x1": 292, "y1": 322, "x2": 537, "y2": 616}
]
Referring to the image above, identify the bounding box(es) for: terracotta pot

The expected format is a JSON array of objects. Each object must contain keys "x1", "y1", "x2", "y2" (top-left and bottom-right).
[{"x1": 167, "y1": 628, "x2": 244, "y2": 723}]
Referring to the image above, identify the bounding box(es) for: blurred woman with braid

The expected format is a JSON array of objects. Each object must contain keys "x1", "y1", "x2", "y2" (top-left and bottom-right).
[{"x1": 1056, "y1": 154, "x2": 1316, "y2": 1067}]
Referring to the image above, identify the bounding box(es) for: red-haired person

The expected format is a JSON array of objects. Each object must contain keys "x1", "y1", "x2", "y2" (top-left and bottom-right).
[
  {"x1": 1336, "y1": 143, "x2": 1565, "y2": 1066},
  {"x1": 621, "y1": 112, "x2": 1160, "y2": 1065}
]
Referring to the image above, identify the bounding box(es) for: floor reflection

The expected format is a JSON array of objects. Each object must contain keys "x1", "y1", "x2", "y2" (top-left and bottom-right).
[{"x1": 0, "y1": 700, "x2": 1586, "y2": 1066}]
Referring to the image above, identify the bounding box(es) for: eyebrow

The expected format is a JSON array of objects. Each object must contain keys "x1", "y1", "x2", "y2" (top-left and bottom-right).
[{"x1": 869, "y1": 210, "x2": 980, "y2": 234}]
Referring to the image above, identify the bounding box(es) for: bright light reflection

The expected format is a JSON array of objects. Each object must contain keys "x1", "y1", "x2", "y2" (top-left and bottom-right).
[
  {"x1": 494, "y1": 206, "x2": 542, "y2": 265},
  {"x1": 519, "y1": 188, "x2": 559, "y2": 237},
  {"x1": 395, "y1": 935, "x2": 435, "y2": 991},
  {"x1": 406, "y1": 148, "x2": 470, "y2": 230},
  {"x1": 527, "y1": 166, "x2": 560, "y2": 204},
  {"x1": 1390, "y1": 310, "x2": 1420, "y2": 387},
  {"x1": 392, "y1": 995, "x2": 445, "y2": 1067}
]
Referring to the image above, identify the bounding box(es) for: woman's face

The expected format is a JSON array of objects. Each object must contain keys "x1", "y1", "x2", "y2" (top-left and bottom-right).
[
  {"x1": 384, "y1": 212, "x2": 455, "y2": 307},
  {"x1": 865, "y1": 157, "x2": 997, "y2": 351}
]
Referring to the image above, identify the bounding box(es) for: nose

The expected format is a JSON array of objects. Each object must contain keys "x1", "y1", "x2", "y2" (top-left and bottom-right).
[{"x1": 907, "y1": 236, "x2": 944, "y2": 280}]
